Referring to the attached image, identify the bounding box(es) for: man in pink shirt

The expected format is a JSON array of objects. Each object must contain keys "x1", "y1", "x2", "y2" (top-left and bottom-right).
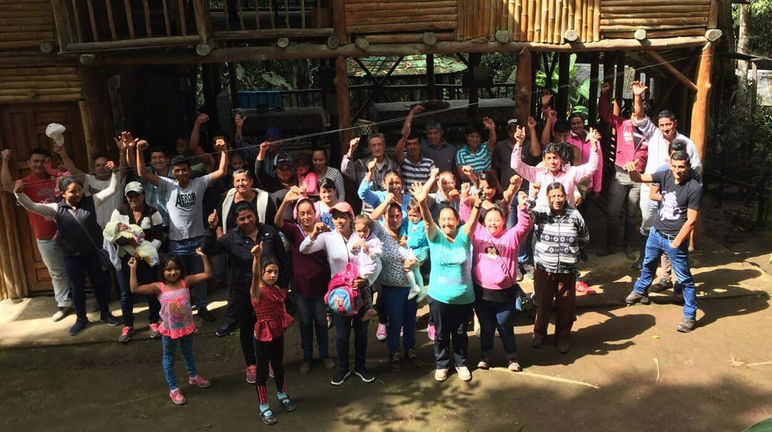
[
  {"x1": 597, "y1": 82, "x2": 649, "y2": 261},
  {"x1": 510, "y1": 126, "x2": 600, "y2": 209}
]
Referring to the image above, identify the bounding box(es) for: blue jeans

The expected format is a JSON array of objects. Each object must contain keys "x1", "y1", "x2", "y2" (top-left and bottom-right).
[
  {"x1": 168, "y1": 236, "x2": 207, "y2": 309},
  {"x1": 333, "y1": 308, "x2": 369, "y2": 372},
  {"x1": 63, "y1": 252, "x2": 112, "y2": 321},
  {"x1": 162, "y1": 334, "x2": 197, "y2": 390},
  {"x1": 294, "y1": 292, "x2": 329, "y2": 360},
  {"x1": 506, "y1": 199, "x2": 530, "y2": 264},
  {"x1": 474, "y1": 297, "x2": 517, "y2": 359},
  {"x1": 381, "y1": 285, "x2": 417, "y2": 354},
  {"x1": 634, "y1": 229, "x2": 697, "y2": 319},
  {"x1": 116, "y1": 262, "x2": 160, "y2": 327}
]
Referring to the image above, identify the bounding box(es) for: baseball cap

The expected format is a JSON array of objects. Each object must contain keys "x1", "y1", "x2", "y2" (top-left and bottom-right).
[
  {"x1": 124, "y1": 181, "x2": 144, "y2": 195},
  {"x1": 265, "y1": 127, "x2": 282, "y2": 139},
  {"x1": 274, "y1": 151, "x2": 293, "y2": 167},
  {"x1": 506, "y1": 119, "x2": 519, "y2": 130},
  {"x1": 329, "y1": 201, "x2": 355, "y2": 218}
]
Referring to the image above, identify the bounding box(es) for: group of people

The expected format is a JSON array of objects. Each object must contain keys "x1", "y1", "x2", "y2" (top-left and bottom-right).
[{"x1": 0, "y1": 79, "x2": 704, "y2": 424}]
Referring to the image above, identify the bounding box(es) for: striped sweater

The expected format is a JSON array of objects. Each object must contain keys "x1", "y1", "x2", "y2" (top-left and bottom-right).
[{"x1": 532, "y1": 207, "x2": 589, "y2": 274}]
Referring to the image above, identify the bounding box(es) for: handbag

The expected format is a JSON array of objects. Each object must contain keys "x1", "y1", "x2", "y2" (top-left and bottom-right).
[{"x1": 68, "y1": 208, "x2": 111, "y2": 272}]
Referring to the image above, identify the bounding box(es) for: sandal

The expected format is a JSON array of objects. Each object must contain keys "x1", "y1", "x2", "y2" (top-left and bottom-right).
[{"x1": 259, "y1": 408, "x2": 278, "y2": 425}]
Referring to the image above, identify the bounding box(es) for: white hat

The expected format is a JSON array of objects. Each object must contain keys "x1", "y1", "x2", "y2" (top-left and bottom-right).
[
  {"x1": 45, "y1": 123, "x2": 66, "y2": 146},
  {"x1": 124, "y1": 181, "x2": 145, "y2": 195}
]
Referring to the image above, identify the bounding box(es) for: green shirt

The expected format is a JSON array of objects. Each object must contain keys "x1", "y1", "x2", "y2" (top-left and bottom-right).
[{"x1": 427, "y1": 229, "x2": 474, "y2": 304}]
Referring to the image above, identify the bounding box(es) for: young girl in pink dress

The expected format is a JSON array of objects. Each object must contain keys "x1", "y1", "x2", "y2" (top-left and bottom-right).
[
  {"x1": 128, "y1": 248, "x2": 213, "y2": 405},
  {"x1": 250, "y1": 244, "x2": 295, "y2": 425}
]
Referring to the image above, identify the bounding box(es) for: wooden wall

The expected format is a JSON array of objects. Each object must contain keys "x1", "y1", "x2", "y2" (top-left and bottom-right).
[
  {"x1": 0, "y1": 66, "x2": 82, "y2": 104},
  {"x1": 599, "y1": 0, "x2": 710, "y2": 39},
  {"x1": 0, "y1": 0, "x2": 55, "y2": 51},
  {"x1": 345, "y1": 0, "x2": 458, "y2": 35}
]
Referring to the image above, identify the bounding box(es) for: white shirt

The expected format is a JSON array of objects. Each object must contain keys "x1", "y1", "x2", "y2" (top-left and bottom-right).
[
  {"x1": 299, "y1": 230, "x2": 351, "y2": 276},
  {"x1": 635, "y1": 115, "x2": 702, "y2": 174}
]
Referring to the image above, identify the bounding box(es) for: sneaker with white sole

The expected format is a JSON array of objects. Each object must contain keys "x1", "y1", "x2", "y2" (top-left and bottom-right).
[
  {"x1": 434, "y1": 368, "x2": 449, "y2": 382},
  {"x1": 331, "y1": 369, "x2": 351, "y2": 386},
  {"x1": 376, "y1": 323, "x2": 387, "y2": 341},
  {"x1": 507, "y1": 359, "x2": 522, "y2": 372},
  {"x1": 169, "y1": 389, "x2": 187, "y2": 405},
  {"x1": 455, "y1": 366, "x2": 472, "y2": 381},
  {"x1": 188, "y1": 375, "x2": 212, "y2": 388},
  {"x1": 148, "y1": 322, "x2": 161, "y2": 339},
  {"x1": 354, "y1": 369, "x2": 375, "y2": 383},
  {"x1": 477, "y1": 357, "x2": 492, "y2": 370},
  {"x1": 246, "y1": 365, "x2": 256, "y2": 384},
  {"x1": 118, "y1": 326, "x2": 133, "y2": 343}
]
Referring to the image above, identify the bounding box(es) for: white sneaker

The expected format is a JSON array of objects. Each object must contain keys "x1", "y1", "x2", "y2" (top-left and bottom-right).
[
  {"x1": 455, "y1": 366, "x2": 472, "y2": 382},
  {"x1": 434, "y1": 368, "x2": 449, "y2": 382},
  {"x1": 376, "y1": 323, "x2": 387, "y2": 341}
]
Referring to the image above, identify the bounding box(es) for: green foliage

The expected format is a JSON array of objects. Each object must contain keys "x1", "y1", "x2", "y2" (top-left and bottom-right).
[
  {"x1": 714, "y1": 96, "x2": 772, "y2": 167},
  {"x1": 734, "y1": 0, "x2": 772, "y2": 57},
  {"x1": 535, "y1": 53, "x2": 591, "y2": 114}
]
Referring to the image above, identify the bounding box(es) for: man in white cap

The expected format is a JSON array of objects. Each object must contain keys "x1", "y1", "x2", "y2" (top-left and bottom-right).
[{"x1": 1, "y1": 146, "x2": 72, "y2": 321}]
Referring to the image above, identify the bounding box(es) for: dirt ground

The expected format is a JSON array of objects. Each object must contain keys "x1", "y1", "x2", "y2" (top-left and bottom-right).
[{"x1": 1, "y1": 196, "x2": 771, "y2": 431}]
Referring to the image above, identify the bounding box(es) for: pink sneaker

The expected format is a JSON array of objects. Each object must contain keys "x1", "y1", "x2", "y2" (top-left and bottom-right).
[
  {"x1": 148, "y1": 323, "x2": 161, "y2": 339},
  {"x1": 188, "y1": 375, "x2": 212, "y2": 388},
  {"x1": 246, "y1": 365, "x2": 256, "y2": 384},
  {"x1": 169, "y1": 389, "x2": 187, "y2": 405},
  {"x1": 427, "y1": 323, "x2": 436, "y2": 341},
  {"x1": 376, "y1": 323, "x2": 387, "y2": 341},
  {"x1": 576, "y1": 280, "x2": 596, "y2": 295}
]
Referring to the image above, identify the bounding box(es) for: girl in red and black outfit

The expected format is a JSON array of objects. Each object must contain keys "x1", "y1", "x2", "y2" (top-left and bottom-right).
[{"x1": 249, "y1": 244, "x2": 295, "y2": 425}]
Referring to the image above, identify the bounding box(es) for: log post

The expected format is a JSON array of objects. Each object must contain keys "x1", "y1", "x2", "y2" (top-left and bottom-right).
[
  {"x1": 515, "y1": 49, "x2": 532, "y2": 125},
  {"x1": 333, "y1": 0, "x2": 348, "y2": 44},
  {"x1": 0, "y1": 192, "x2": 27, "y2": 299},
  {"x1": 192, "y1": 0, "x2": 213, "y2": 44},
  {"x1": 468, "y1": 53, "x2": 482, "y2": 119},
  {"x1": 556, "y1": 52, "x2": 569, "y2": 116},
  {"x1": 50, "y1": 0, "x2": 72, "y2": 51},
  {"x1": 614, "y1": 51, "x2": 625, "y2": 116},
  {"x1": 427, "y1": 53, "x2": 436, "y2": 100},
  {"x1": 588, "y1": 51, "x2": 599, "y2": 126},
  {"x1": 334, "y1": 56, "x2": 351, "y2": 160},
  {"x1": 690, "y1": 43, "x2": 713, "y2": 160}
]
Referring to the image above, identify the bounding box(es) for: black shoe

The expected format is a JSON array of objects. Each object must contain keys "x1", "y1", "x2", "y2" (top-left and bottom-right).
[
  {"x1": 197, "y1": 307, "x2": 215, "y2": 322},
  {"x1": 279, "y1": 396, "x2": 297, "y2": 412},
  {"x1": 215, "y1": 320, "x2": 237, "y2": 337},
  {"x1": 331, "y1": 368, "x2": 351, "y2": 386},
  {"x1": 70, "y1": 319, "x2": 89, "y2": 336},
  {"x1": 100, "y1": 313, "x2": 121, "y2": 326},
  {"x1": 390, "y1": 352, "x2": 401, "y2": 372},
  {"x1": 531, "y1": 335, "x2": 543, "y2": 349},
  {"x1": 354, "y1": 369, "x2": 375, "y2": 383},
  {"x1": 557, "y1": 340, "x2": 570, "y2": 354},
  {"x1": 404, "y1": 348, "x2": 421, "y2": 366},
  {"x1": 650, "y1": 280, "x2": 673, "y2": 292},
  {"x1": 516, "y1": 264, "x2": 525, "y2": 282},
  {"x1": 623, "y1": 245, "x2": 637, "y2": 261},
  {"x1": 259, "y1": 408, "x2": 278, "y2": 425}
]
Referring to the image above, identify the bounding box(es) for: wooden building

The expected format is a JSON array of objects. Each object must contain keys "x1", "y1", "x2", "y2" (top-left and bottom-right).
[{"x1": 0, "y1": 0, "x2": 722, "y2": 299}]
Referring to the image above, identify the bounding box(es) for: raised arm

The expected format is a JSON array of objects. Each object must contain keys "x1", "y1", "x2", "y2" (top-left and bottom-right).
[
  {"x1": 510, "y1": 126, "x2": 539, "y2": 183},
  {"x1": 128, "y1": 257, "x2": 161, "y2": 296},
  {"x1": 572, "y1": 128, "x2": 601, "y2": 183},
  {"x1": 208, "y1": 138, "x2": 229, "y2": 182},
  {"x1": 14, "y1": 180, "x2": 58, "y2": 219},
  {"x1": 185, "y1": 248, "x2": 212, "y2": 286},
  {"x1": 299, "y1": 223, "x2": 330, "y2": 254},
  {"x1": 502, "y1": 175, "x2": 523, "y2": 205},
  {"x1": 411, "y1": 182, "x2": 437, "y2": 241},
  {"x1": 341, "y1": 137, "x2": 360, "y2": 182},
  {"x1": 483, "y1": 117, "x2": 497, "y2": 152},
  {"x1": 461, "y1": 192, "x2": 482, "y2": 238},
  {"x1": 53, "y1": 141, "x2": 84, "y2": 177},
  {"x1": 254, "y1": 141, "x2": 282, "y2": 192},
  {"x1": 250, "y1": 244, "x2": 263, "y2": 301},
  {"x1": 1, "y1": 149, "x2": 14, "y2": 190},
  {"x1": 598, "y1": 82, "x2": 624, "y2": 128},
  {"x1": 369, "y1": 191, "x2": 394, "y2": 221},
  {"x1": 526, "y1": 116, "x2": 542, "y2": 158},
  {"x1": 632, "y1": 81, "x2": 646, "y2": 120},
  {"x1": 189, "y1": 114, "x2": 216, "y2": 171},
  {"x1": 274, "y1": 187, "x2": 302, "y2": 228},
  {"x1": 93, "y1": 163, "x2": 120, "y2": 207},
  {"x1": 136, "y1": 140, "x2": 160, "y2": 187}
]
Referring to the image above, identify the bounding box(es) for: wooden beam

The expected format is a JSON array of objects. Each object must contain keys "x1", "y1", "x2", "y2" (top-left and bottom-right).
[
  {"x1": 515, "y1": 49, "x2": 532, "y2": 125},
  {"x1": 333, "y1": 0, "x2": 347, "y2": 44},
  {"x1": 689, "y1": 42, "x2": 713, "y2": 159},
  {"x1": 556, "y1": 52, "x2": 569, "y2": 116},
  {"x1": 334, "y1": 55, "x2": 351, "y2": 159},
  {"x1": 645, "y1": 49, "x2": 698, "y2": 93},
  {"x1": 588, "y1": 51, "x2": 599, "y2": 126},
  {"x1": 88, "y1": 36, "x2": 711, "y2": 66}
]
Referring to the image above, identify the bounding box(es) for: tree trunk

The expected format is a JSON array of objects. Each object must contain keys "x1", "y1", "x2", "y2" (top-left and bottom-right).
[{"x1": 737, "y1": 4, "x2": 750, "y2": 92}]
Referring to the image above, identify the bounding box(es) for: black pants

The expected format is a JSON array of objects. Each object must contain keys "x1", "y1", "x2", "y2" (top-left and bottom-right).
[
  {"x1": 333, "y1": 307, "x2": 369, "y2": 372},
  {"x1": 231, "y1": 288, "x2": 257, "y2": 366},
  {"x1": 254, "y1": 336, "x2": 285, "y2": 405},
  {"x1": 428, "y1": 296, "x2": 472, "y2": 369}
]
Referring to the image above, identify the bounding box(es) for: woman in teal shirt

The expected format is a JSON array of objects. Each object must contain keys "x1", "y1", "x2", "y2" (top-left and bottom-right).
[{"x1": 413, "y1": 183, "x2": 481, "y2": 383}]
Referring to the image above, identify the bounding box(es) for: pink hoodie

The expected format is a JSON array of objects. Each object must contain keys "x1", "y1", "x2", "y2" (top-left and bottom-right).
[{"x1": 598, "y1": 96, "x2": 648, "y2": 172}]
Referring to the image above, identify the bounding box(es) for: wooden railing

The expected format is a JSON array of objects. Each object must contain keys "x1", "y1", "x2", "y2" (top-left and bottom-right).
[{"x1": 210, "y1": 0, "x2": 333, "y2": 39}]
